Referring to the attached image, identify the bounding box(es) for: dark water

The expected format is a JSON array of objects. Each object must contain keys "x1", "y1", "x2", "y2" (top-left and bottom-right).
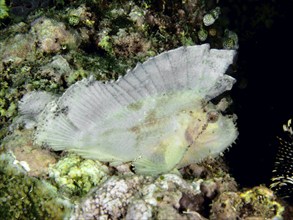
[{"x1": 222, "y1": 0, "x2": 293, "y2": 187}]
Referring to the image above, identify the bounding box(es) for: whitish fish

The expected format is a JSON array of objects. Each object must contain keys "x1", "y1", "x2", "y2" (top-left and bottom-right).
[
  {"x1": 271, "y1": 119, "x2": 293, "y2": 201},
  {"x1": 19, "y1": 44, "x2": 238, "y2": 175}
]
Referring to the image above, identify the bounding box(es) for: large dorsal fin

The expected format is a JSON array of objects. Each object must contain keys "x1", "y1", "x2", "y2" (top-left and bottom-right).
[{"x1": 43, "y1": 44, "x2": 235, "y2": 132}]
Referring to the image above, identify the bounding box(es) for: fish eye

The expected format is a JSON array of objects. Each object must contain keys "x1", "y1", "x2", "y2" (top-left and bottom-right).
[{"x1": 207, "y1": 110, "x2": 219, "y2": 123}]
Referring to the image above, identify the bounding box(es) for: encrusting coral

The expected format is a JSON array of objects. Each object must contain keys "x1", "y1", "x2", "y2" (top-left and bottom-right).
[
  {"x1": 48, "y1": 153, "x2": 109, "y2": 196},
  {"x1": 71, "y1": 172, "x2": 234, "y2": 219},
  {"x1": 211, "y1": 186, "x2": 284, "y2": 219}
]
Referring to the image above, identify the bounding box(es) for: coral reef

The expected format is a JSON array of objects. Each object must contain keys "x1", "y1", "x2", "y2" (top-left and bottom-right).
[
  {"x1": 71, "y1": 171, "x2": 236, "y2": 219},
  {"x1": 0, "y1": 128, "x2": 109, "y2": 217},
  {"x1": 125, "y1": 174, "x2": 209, "y2": 220},
  {"x1": 31, "y1": 17, "x2": 80, "y2": 54},
  {"x1": 0, "y1": 17, "x2": 81, "y2": 140},
  {"x1": 0, "y1": 127, "x2": 285, "y2": 219},
  {"x1": 71, "y1": 162, "x2": 284, "y2": 219},
  {"x1": 0, "y1": 33, "x2": 36, "y2": 67},
  {"x1": 3, "y1": 1, "x2": 285, "y2": 219},
  {"x1": 0, "y1": 17, "x2": 80, "y2": 70},
  {"x1": 72, "y1": 175, "x2": 150, "y2": 219}
]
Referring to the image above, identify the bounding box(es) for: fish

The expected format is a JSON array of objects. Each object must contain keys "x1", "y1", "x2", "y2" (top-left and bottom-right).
[
  {"x1": 19, "y1": 44, "x2": 238, "y2": 175},
  {"x1": 271, "y1": 119, "x2": 293, "y2": 200}
]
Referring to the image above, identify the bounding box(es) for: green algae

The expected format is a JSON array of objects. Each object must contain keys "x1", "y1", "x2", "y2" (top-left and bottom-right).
[{"x1": 0, "y1": 152, "x2": 73, "y2": 219}]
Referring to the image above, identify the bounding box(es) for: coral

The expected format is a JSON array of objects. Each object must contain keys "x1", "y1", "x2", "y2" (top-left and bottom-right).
[
  {"x1": 0, "y1": 33, "x2": 36, "y2": 68},
  {"x1": 210, "y1": 186, "x2": 284, "y2": 219},
  {"x1": 222, "y1": 30, "x2": 239, "y2": 50},
  {"x1": 72, "y1": 174, "x2": 190, "y2": 219},
  {"x1": 0, "y1": 17, "x2": 80, "y2": 70},
  {"x1": 0, "y1": 16, "x2": 82, "y2": 139},
  {"x1": 210, "y1": 191, "x2": 241, "y2": 219},
  {"x1": 72, "y1": 175, "x2": 150, "y2": 219},
  {"x1": 198, "y1": 26, "x2": 208, "y2": 42},
  {"x1": 126, "y1": 174, "x2": 204, "y2": 219},
  {"x1": 97, "y1": 32, "x2": 114, "y2": 55},
  {"x1": 240, "y1": 186, "x2": 284, "y2": 218},
  {"x1": 31, "y1": 17, "x2": 80, "y2": 53},
  {"x1": 0, "y1": 151, "x2": 72, "y2": 219},
  {"x1": 0, "y1": 0, "x2": 8, "y2": 20},
  {"x1": 203, "y1": 7, "x2": 221, "y2": 27},
  {"x1": 3, "y1": 129, "x2": 57, "y2": 177},
  {"x1": 72, "y1": 169, "x2": 238, "y2": 219},
  {"x1": 67, "y1": 4, "x2": 95, "y2": 28},
  {"x1": 49, "y1": 153, "x2": 110, "y2": 196},
  {"x1": 126, "y1": 200, "x2": 152, "y2": 220},
  {"x1": 113, "y1": 30, "x2": 151, "y2": 58},
  {"x1": 93, "y1": 0, "x2": 237, "y2": 59},
  {"x1": 38, "y1": 55, "x2": 73, "y2": 86}
]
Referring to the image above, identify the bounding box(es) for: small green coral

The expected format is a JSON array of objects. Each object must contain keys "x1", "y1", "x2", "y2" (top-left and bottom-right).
[
  {"x1": 98, "y1": 34, "x2": 114, "y2": 55},
  {"x1": 68, "y1": 15, "x2": 80, "y2": 26},
  {"x1": 203, "y1": 7, "x2": 221, "y2": 26},
  {"x1": 49, "y1": 154, "x2": 109, "y2": 196},
  {"x1": 179, "y1": 31, "x2": 194, "y2": 46},
  {"x1": 198, "y1": 27, "x2": 208, "y2": 42},
  {"x1": 223, "y1": 30, "x2": 239, "y2": 50},
  {"x1": 0, "y1": 0, "x2": 9, "y2": 20},
  {"x1": 67, "y1": 4, "x2": 95, "y2": 28}
]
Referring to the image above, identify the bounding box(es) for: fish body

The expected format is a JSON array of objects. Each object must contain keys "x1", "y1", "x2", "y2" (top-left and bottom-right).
[{"x1": 19, "y1": 44, "x2": 238, "y2": 175}]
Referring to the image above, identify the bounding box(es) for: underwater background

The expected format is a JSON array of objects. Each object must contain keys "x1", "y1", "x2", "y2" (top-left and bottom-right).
[{"x1": 222, "y1": 0, "x2": 293, "y2": 188}]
